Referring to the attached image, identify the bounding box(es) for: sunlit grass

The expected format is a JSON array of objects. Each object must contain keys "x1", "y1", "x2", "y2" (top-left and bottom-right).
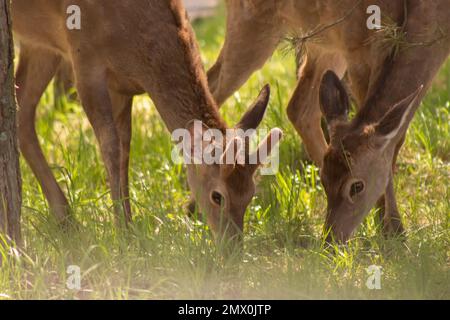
[{"x1": 1, "y1": 11, "x2": 449, "y2": 300}]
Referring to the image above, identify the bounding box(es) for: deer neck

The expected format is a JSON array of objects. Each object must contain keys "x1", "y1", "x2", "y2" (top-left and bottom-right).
[
  {"x1": 141, "y1": 1, "x2": 227, "y2": 134},
  {"x1": 147, "y1": 71, "x2": 227, "y2": 133}
]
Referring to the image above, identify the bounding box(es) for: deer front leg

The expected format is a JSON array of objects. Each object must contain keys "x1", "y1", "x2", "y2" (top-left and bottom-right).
[
  {"x1": 207, "y1": 1, "x2": 284, "y2": 105},
  {"x1": 54, "y1": 59, "x2": 75, "y2": 102},
  {"x1": 16, "y1": 46, "x2": 73, "y2": 226},
  {"x1": 287, "y1": 50, "x2": 347, "y2": 167},
  {"x1": 74, "y1": 65, "x2": 125, "y2": 225},
  {"x1": 111, "y1": 91, "x2": 134, "y2": 223},
  {"x1": 380, "y1": 173, "x2": 405, "y2": 237},
  {"x1": 377, "y1": 136, "x2": 406, "y2": 237}
]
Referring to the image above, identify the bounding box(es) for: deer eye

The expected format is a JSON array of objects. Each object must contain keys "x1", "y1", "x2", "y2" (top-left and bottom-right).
[
  {"x1": 211, "y1": 191, "x2": 224, "y2": 206},
  {"x1": 350, "y1": 181, "x2": 365, "y2": 198}
]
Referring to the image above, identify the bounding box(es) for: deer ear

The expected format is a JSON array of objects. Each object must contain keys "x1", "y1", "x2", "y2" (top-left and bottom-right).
[
  {"x1": 374, "y1": 85, "x2": 423, "y2": 149},
  {"x1": 319, "y1": 71, "x2": 350, "y2": 126},
  {"x1": 236, "y1": 84, "x2": 270, "y2": 131}
]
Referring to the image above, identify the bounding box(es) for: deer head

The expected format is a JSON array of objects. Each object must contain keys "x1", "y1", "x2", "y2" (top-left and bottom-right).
[
  {"x1": 183, "y1": 85, "x2": 283, "y2": 243},
  {"x1": 319, "y1": 71, "x2": 423, "y2": 243}
]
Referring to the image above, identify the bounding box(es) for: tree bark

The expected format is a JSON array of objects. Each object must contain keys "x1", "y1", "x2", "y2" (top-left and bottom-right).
[{"x1": 0, "y1": 0, "x2": 22, "y2": 244}]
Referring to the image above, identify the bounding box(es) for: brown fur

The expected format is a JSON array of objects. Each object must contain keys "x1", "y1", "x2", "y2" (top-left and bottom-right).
[{"x1": 167, "y1": 0, "x2": 226, "y2": 130}]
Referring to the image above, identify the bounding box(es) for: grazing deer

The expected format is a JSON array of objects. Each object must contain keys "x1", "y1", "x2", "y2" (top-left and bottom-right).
[
  {"x1": 208, "y1": 0, "x2": 450, "y2": 242},
  {"x1": 12, "y1": 0, "x2": 282, "y2": 241}
]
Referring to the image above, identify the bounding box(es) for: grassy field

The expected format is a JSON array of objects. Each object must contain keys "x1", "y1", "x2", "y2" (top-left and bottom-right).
[{"x1": 1, "y1": 11, "x2": 449, "y2": 299}]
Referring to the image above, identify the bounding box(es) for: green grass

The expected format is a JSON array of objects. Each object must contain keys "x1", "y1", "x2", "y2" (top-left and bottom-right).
[{"x1": 1, "y1": 12, "x2": 449, "y2": 300}]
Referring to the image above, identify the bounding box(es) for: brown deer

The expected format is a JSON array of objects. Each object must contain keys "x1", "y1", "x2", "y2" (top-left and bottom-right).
[
  {"x1": 12, "y1": 0, "x2": 282, "y2": 241},
  {"x1": 207, "y1": 0, "x2": 450, "y2": 242}
]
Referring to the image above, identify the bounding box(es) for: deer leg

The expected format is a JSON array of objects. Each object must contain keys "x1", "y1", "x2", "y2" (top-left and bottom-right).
[
  {"x1": 111, "y1": 91, "x2": 133, "y2": 222},
  {"x1": 287, "y1": 50, "x2": 347, "y2": 168},
  {"x1": 15, "y1": 46, "x2": 73, "y2": 225},
  {"x1": 54, "y1": 59, "x2": 75, "y2": 102},
  {"x1": 288, "y1": 86, "x2": 327, "y2": 167},
  {"x1": 381, "y1": 173, "x2": 405, "y2": 236},
  {"x1": 378, "y1": 136, "x2": 406, "y2": 237},
  {"x1": 207, "y1": 3, "x2": 284, "y2": 105},
  {"x1": 74, "y1": 66, "x2": 125, "y2": 225}
]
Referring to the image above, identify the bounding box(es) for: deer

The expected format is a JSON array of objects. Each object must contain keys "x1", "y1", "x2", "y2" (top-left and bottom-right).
[
  {"x1": 207, "y1": 0, "x2": 450, "y2": 242},
  {"x1": 11, "y1": 0, "x2": 283, "y2": 242}
]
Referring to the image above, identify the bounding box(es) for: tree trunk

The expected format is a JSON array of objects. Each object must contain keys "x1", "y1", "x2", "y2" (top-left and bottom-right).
[{"x1": 0, "y1": 0, "x2": 22, "y2": 244}]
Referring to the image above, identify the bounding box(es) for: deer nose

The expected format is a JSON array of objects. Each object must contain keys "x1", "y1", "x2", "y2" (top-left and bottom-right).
[{"x1": 323, "y1": 211, "x2": 349, "y2": 244}]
